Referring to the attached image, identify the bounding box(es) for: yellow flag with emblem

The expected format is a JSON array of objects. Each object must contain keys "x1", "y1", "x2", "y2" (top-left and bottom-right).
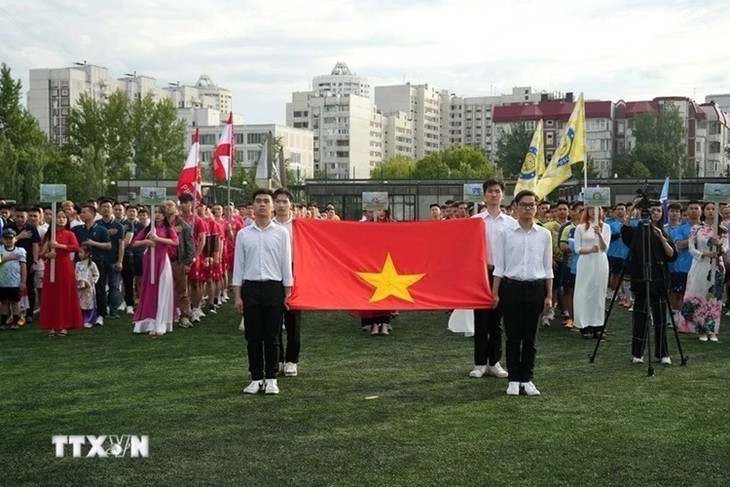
[
  {"x1": 514, "y1": 120, "x2": 545, "y2": 195},
  {"x1": 535, "y1": 94, "x2": 586, "y2": 199}
]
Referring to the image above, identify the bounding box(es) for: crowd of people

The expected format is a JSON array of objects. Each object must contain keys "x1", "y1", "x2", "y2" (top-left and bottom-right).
[{"x1": 0, "y1": 180, "x2": 725, "y2": 397}]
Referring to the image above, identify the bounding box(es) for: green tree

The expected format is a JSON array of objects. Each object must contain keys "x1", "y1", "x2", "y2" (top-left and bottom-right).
[
  {"x1": 632, "y1": 106, "x2": 686, "y2": 177},
  {"x1": 412, "y1": 152, "x2": 449, "y2": 179},
  {"x1": 411, "y1": 146, "x2": 495, "y2": 179},
  {"x1": 493, "y1": 122, "x2": 534, "y2": 178},
  {"x1": 371, "y1": 154, "x2": 416, "y2": 179},
  {"x1": 0, "y1": 63, "x2": 57, "y2": 203}
]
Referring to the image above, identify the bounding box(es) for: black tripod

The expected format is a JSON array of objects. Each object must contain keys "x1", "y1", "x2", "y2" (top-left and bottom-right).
[{"x1": 589, "y1": 211, "x2": 688, "y2": 376}]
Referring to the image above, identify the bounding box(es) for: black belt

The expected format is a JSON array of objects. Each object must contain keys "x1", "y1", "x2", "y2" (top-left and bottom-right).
[
  {"x1": 503, "y1": 277, "x2": 545, "y2": 285},
  {"x1": 243, "y1": 280, "x2": 281, "y2": 284}
]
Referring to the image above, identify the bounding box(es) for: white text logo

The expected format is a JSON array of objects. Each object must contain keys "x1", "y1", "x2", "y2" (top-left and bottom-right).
[{"x1": 52, "y1": 435, "x2": 149, "y2": 458}]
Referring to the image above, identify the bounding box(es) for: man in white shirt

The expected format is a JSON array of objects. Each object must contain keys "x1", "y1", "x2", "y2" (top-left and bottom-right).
[
  {"x1": 492, "y1": 190, "x2": 553, "y2": 396},
  {"x1": 469, "y1": 178, "x2": 512, "y2": 380},
  {"x1": 233, "y1": 188, "x2": 293, "y2": 395},
  {"x1": 273, "y1": 187, "x2": 301, "y2": 378}
]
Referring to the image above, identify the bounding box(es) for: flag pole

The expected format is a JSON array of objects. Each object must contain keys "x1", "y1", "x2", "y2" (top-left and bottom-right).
[
  {"x1": 50, "y1": 201, "x2": 57, "y2": 283},
  {"x1": 150, "y1": 203, "x2": 156, "y2": 285},
  {"x1": 227, "y1": 116, "x2": 233, "y2": 204}
]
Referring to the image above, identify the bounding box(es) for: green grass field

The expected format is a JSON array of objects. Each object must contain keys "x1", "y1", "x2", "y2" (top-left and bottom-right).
[{"x1": 1, "y1": 304, "x2": 728, "y2": 487}]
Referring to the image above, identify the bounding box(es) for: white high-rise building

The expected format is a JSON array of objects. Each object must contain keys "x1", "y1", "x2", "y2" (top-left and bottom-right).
[
  {"x1": 312, "y1": 62, "x2": 370, "y2": 98},
  {"x1": 287, "y1": 64, "x2": 382, "y2": 179},
  {"x1": 700, "y1": 102, "x2": 730, "y2": 177},
  {"x1": 28, "y1": 64, "x2": 233, "y2": 145},
  {"x1": 185, "y1": 123, "x2": 314, "y2": 181},
  {"x1": 164, "y1": 74, "x2": 232, "y2": 122},
  {"x1": 381, "y1": 111, "x2": 414, "y2": 160},
  {"x1": 442, "y1": 87, "x2": 554, "y2": 157},
  {"x1": 375, "y1": 83, "x2": 442, "y2": 159}
]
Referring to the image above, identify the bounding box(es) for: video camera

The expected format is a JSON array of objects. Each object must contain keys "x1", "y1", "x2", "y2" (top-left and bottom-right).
[{"x1": 635, "y1": 184, "x2": 661, "y2": 221}]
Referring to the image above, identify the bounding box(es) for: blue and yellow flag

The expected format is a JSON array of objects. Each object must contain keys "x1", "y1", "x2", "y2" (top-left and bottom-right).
[
  {"x1": 514, "y1": 120, "x2": 545, "y2": 195},
  {"x1": 535, "y1": 94, "x2": 586, "y2": 199}
]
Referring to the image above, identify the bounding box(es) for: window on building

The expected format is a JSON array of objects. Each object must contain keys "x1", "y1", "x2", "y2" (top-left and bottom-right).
[
  {"x1": 710, "y1": 141, "x2": 721, "y2": 153},
  {"x1": 247, "y1": 133, "x2": 264, "y2": 144}
]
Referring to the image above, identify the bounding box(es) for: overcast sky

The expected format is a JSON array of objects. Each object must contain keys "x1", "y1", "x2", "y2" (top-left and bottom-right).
[{"x1": 2, "y1": 0, "x2": 730, "y2": 124}]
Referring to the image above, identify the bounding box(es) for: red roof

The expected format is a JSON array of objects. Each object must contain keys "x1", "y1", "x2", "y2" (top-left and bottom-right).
[
  {"x1": 493, "y1": 100, "x2": 612, "y2": 123},
  {"x1": 623, "y1": 100, "x2": 658, "y2": 118}
]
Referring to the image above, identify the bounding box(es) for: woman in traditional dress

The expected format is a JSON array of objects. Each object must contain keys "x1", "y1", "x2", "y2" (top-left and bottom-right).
[
  {"x1": 681, "y1": 202, "x2": 726, "y2": 342},
  {"x1": 131, "y1": 206, "x2": 179, "y2": 337},
  {"x1": 39, "y1": 210, "x2": 83, "y2": 337},
  {"x1": 573, "y1": 207, "x2": 611, "y2": 338}
]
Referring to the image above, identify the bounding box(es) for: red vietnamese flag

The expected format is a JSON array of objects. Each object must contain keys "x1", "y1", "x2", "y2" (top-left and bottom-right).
[
  {"x1": 176, "y1": 128, "x2": 201, "y2": 200},
  {"x1": 288, "y1": 219, "x2": 493, "y2": 310},
  {"x1": 213, "y1": 112, "x2": 234, "y2": 181}
]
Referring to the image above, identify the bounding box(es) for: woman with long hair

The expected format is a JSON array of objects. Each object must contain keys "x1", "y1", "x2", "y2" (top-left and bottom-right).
[
  {"x1": 681, "y1": 202, "x2": 727, "y2": 341},
  {"x1": 573, "y1": 206, "x2": 611, "y2": 338},
  {"x1": 130, "y1": 205, "x2": 179, "y2": 337},
  {"x1": 39, "y1": 210, "x2": 83, "y2": 337}
]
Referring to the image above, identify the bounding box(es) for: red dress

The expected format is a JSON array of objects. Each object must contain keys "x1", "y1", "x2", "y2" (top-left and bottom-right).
[{"x1": 40, "y1": 229, "x2": 83, "y2": 330}]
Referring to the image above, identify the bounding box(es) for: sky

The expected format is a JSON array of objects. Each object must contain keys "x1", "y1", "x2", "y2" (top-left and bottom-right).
[{"x1": 2, "y1": 0, "x2": 730, "y2": 124}]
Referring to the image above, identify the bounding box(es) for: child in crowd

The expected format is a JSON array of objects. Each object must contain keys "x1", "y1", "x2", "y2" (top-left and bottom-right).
[
  {"x1": 0, "y1": 229, "x2": 27, "y2": 330},
  {"x1": 75, "y1": 245, "x2": 100, "y2": 328}
]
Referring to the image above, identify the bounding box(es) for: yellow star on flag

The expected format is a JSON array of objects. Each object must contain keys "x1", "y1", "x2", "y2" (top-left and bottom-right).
[{"x1": 356, "y1": 253, "x2": 425, "y2": 303}]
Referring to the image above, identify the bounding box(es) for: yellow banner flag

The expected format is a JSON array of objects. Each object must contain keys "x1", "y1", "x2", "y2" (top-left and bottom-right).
[
  {"x1": 514, "y1": 120, "x2": 545, "y2": 195},
  {"x1": 535, "y1": 94, "x2": 586, "y2": 199}
]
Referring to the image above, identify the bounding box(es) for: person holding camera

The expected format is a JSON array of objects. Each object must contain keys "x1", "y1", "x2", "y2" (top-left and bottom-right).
[{"x1": 620, "y1": 201, "x2": 677, "y2": 364}]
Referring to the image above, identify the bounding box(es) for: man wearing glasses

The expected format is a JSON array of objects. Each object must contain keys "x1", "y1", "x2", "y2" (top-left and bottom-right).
[{"x1": 491, "y1": 190, "x2": 553, "y2": 396}]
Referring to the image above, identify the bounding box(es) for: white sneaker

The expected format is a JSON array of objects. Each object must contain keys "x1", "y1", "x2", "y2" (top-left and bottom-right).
[
  {"x1": 95, "y1": 316, "x2": 104, "y2": 326},
  {"x1": 125, "y1": 306, "x2": 134, "y2": 315},
  {"x1": 632, "y1": 356, "x2": 644, "y2": 364},
  {"x1": 699, "y1": 334, "x2": 709, "y2": 342},
  {"x1": 284, "y1": 362, "x2": 298, "y2": 377},
  {"x1": 278, "y1": 362, "x2": 285, "y2": 374},
  {"x1": 725, "y1": 310, "x2": 730, "y2": 316},
  {"x1": 222, "y1": 290, "x2": 229, "y2": 301},
  {"x1": 238, "y1": 317, "x2": 245, "y2": 331},
  {"x1": 660, "y1": 357, "x2": 672, "y2": 365},
  {"x1": 197, "y1": 307, "x2": 206, "y2": 318},
  {"x1": 469, "y1": 365, "x2": 487, "y2": 378},
  {"x1": 179, "y1": 317, "x2": 193, "y2": 328},
  {"x1": 487, "y1": 363, "x2": 509, "y2": 378},
  {"x1": 83, "y1": 323, "x2": 93, "y2": 329},
  {"x1": 191, "y1": 309, "x2": 201, "y2": 323},
  {"x1": 709, "y1": 334, "x2": 719, "y2": 342},
  {"x1": 521, "y1": 382, "x2": 541, "y2": 396},
  {"x1": 243, "y1": 380, "x2": 263, "y2": 394},
  {"x1": 506, "y1": 381, "x2": 520, "y2": 396},
  {"x1": 117, "y1": 303, "x2": 126, "y2": 311},
  {"x1": 546, "y1": 307, "x2": 555, "y2": 321},
  {"x1": 264, "y1": 379, "x2": 279, "y2": 395}
]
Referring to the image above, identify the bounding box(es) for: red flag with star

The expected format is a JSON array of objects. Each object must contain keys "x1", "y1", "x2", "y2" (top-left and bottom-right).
[{"x1": 288, "y1": 219, "x2": 493, "y2": 310}]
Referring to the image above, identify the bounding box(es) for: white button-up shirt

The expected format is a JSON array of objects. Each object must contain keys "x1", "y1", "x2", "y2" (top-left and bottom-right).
[
  {"x1": 232, "y1": 220, "x2": 293, "y2": 287},
  {"x1": 493, "y1": 220, "x2": 554, "y2": 281},
  {"x1": 473, "y1": 209, "x2": 514, "y2": 266}
]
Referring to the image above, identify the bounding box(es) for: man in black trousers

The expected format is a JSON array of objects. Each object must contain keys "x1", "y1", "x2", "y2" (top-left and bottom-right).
[
  {"x1": 233, "y1": 188, "x2": 293, "y2": 395},
  {"x1": 469, "y1": 178, "x2": 512, "y2": 379},
  {"x1": 492, "y1": 190, "x2": 553, "y2": 396}
]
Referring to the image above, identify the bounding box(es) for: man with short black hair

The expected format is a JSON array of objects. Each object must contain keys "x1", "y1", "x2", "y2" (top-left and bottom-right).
[
  {"x1": 665, "y1": 202, "x2": 692, "y2": 321},
  {"x1": 72, "y1": 205, "x2": 111, "y2": 325},
  {"x1": 13, "y1": 207, "x2": 41, "y2": 324},
  {"x1": 492, "y1": 190, "x2": 553, "y2": 396},
  {"x1": 234, "y1": 188, "x2": 293, "y2": 395},
  {"x1": 429, "y1": 203, "x2": 441, "y2": 220},
  {"x1": 97, "y1": 198, "x2": 125, "y2": 319},
  {"x1": 469, "y1": 178, "x2": 511, "y2": 380},
  {"x1": 273, "y1": 187, "x2": 301, "y2": 377}
]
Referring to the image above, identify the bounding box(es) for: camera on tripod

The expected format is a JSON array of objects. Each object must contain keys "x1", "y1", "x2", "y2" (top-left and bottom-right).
[{"x1": 634, "y1": 185, "x2": 661, "y2": 221}]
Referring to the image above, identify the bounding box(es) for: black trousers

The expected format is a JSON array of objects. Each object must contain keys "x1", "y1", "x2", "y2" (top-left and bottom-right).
[
  {"x1": 25, "y1": 269, "x2": 35, "y2": 319},
  {"x1": 631, "y1": 281, "x2": 669, "y2": 359},
  {"x1": 474, "y1": 270, "x2": 502, "y2": 366},
  {"x1": 500, "y1": 279, "x2": 546, "y2": 383},
  {"x1": 122, "y1": 254, "x2": 135, "y2": 307},
  {"x1": 278, "y1": 309, "x2": 302, "y2": 364},
  {"x1": 242, "y1": 280, "x2": 284, "y2": 380}
]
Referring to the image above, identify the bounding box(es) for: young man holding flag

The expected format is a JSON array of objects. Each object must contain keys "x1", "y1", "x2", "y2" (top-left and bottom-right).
[{"x1": 469, "y1": 178, "x2": 511, "y2": 380}]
